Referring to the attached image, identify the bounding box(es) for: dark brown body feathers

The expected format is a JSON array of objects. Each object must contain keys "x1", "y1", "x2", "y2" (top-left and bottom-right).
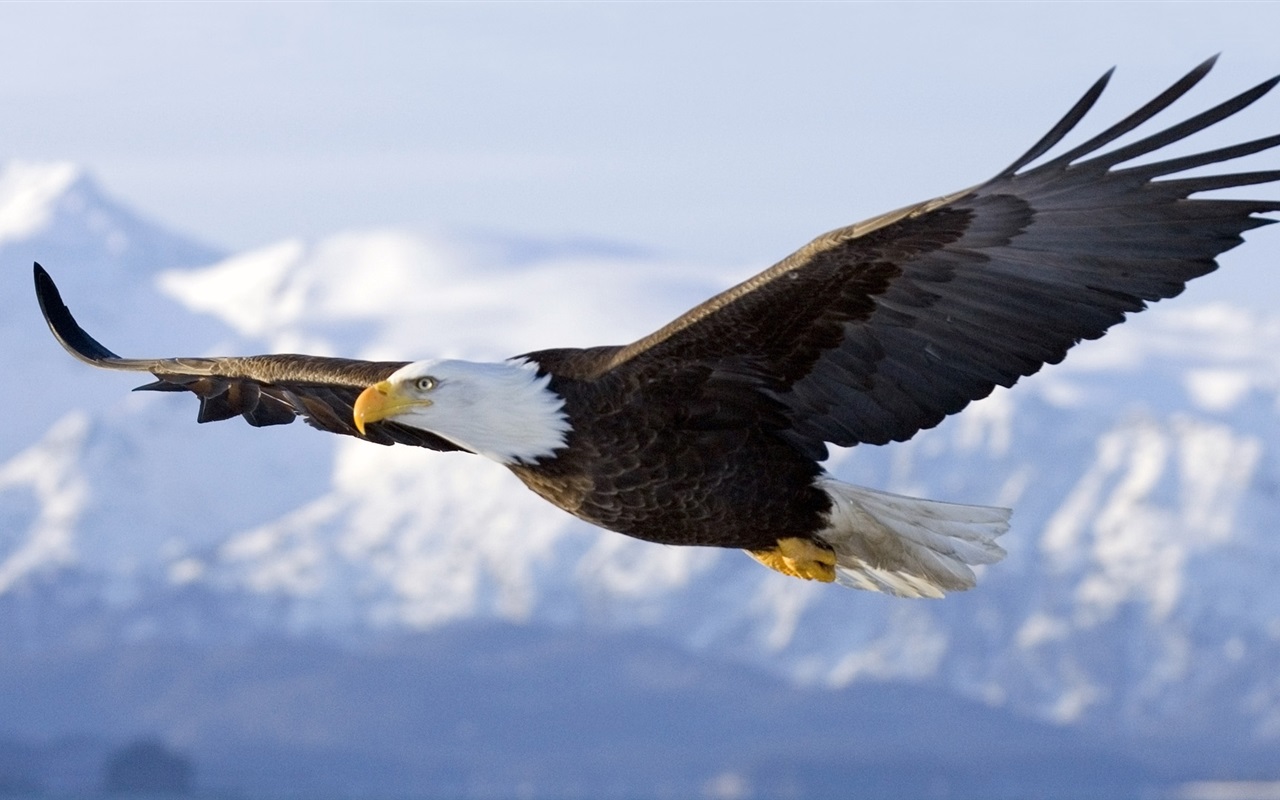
[{"x1": 512, "y1": 356, "x2": 830, "y2": 549}]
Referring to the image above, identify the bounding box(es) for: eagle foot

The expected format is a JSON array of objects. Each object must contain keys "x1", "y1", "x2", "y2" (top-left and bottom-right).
[{"x1": 747, "y1": 537, "x2": 837, "y2": 582}]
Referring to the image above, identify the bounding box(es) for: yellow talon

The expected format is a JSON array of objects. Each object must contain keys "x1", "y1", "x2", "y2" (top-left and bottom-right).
[{"x1": 747, "y1": 537, "x2": 836, "y2": 582}]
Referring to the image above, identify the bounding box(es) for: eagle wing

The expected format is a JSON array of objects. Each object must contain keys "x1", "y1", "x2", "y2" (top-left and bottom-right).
[
  {"x1": 33, "y1": 264, "x2": 465, "y2": 452},
  {"x1": 594, "y1": 58, "x2": 1280, "y2": 459}
]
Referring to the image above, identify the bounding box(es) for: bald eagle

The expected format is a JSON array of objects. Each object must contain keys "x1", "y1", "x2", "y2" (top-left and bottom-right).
[{"x1": 35, "y1": 59, "x2": 1279, "y2": 597}]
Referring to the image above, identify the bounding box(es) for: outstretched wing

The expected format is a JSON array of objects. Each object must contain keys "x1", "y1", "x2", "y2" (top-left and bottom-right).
[
  {"x1": 33, "y1": 264, "x2": 465, "y2": 453},
  {"x1": 594, "y1": 58, "x2": 1280, "y2": 460}
]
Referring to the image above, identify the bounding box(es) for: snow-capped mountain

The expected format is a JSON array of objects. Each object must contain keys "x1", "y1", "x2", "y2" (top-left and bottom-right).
[
  {"x1": 2, "y1": 162, "x2": 1278, "y2": 793},
  {"x1": 1, "y1": 162, "x2": 224, "y2": 448}
]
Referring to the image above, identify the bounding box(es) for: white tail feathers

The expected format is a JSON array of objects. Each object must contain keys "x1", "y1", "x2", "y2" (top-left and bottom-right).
[{"x1": 814, "y1": 476, "x2": 1010, "y2": 599}]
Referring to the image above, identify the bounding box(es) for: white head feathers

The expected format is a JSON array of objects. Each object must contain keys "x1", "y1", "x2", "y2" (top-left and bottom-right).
[{"x1": 382, "y1": 358, "x2": 571, "y2": 465}]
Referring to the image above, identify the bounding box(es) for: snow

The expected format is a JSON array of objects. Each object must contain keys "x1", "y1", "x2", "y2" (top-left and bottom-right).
[
  {"x1": 158, "y1": 240, "x2": 307, "y2": 343},
  {"x1": 0, "y1": 412, "x2": 89, "y2": 592},
  {"x1": 1185, "y1": 369, "x2": 1254, "y2": 412},
  {"x1": 1176, "y1": 781, "x2": 1280, "y2": 800},
  {"x1": 1016, "y1": 613, "x2": 1071, "y2": 650},
  {"x1": 824, "y1": 606, "x2": 950, "y2": 685},
  {"x1": 0, "y1": 161, "x2": 80, "y2": 245}
]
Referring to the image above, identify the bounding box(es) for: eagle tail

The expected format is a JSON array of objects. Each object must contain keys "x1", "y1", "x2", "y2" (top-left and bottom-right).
[{"x1": 814, "y1": 476, "x2": 1010, "y2": 598}]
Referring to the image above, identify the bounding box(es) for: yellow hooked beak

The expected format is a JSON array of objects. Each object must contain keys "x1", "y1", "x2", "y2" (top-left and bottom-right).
[{"x1": 353, "y1": 380, "x2": 431, "y2": 435}]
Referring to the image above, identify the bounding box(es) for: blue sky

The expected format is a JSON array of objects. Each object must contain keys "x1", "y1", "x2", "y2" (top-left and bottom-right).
[{"x1": 2, "y1": 2, "x2": 1277, "y2": 304}]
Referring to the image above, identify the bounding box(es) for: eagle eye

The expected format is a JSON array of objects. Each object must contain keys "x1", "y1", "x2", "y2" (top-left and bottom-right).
[{"x1": 414, "y1": 376, "x2": 437, "y2": 392}]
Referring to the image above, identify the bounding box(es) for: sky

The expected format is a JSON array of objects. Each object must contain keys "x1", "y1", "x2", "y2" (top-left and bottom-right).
[{"x1": 1, "y1": 2, "x2": 1277, "y2": 304}]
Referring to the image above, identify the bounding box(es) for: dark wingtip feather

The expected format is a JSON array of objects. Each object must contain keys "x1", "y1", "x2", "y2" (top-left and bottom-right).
[
  {"x1": 33, "y1": 262, "x2": 123, "y2": 364},
  {"x1": 1119, "y1": 132, "x2": 1280, "y2": 180},
  {"x1": 1035, "y1": 56, "x2": 1221, "y2": 171},
  {"x1": 997, "y1": 66, "x2": 1114, "y2": 178},
  {"x1": 132, "y1": 379, "x2": 190, "y2": 393},
  {"x1": 1086, "y1": 71, "x2": 1280, "y2": 172}
]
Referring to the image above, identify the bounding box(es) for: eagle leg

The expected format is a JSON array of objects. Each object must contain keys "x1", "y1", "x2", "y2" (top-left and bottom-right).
[{"x1": 746, "y1": 537, "x2": 836, "y2": 582}]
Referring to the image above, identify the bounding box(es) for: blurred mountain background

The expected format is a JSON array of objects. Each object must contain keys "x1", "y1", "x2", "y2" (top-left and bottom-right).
[
  {"x1": 2, "y1": 4, "x2": 1279, "y2": 798},
  {"x1": 2, "y1": 157, "x2": 1278, "y2": 798}
]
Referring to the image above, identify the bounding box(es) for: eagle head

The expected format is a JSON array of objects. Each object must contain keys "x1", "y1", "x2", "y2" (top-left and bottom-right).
[{"x1": 352, "y1": 358, "x2": 570, "y2": 465}]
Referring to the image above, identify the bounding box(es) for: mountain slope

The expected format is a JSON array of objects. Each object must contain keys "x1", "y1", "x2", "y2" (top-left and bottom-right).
[{"x1": 2, "y1": 162, "x2": 1279, "y2": 793}]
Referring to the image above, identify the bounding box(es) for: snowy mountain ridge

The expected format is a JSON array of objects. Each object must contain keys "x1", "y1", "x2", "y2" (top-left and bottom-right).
[
  {"x1": 2, "y1": 161, "x2": 1279, "y2": 754},
  {"x1": 0, "y1": 161, "x2": 81, "y2": 247}
]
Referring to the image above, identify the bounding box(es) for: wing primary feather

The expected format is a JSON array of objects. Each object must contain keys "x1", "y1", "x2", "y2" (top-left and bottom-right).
[
  {"x1": 34, "y1": 263, "x2": 224, "y2": 376},
  {"x1": 34, "y1": 262, "x2": 123, "y2": 364},
  {"x1": 1154, "y1": 169, "x2": 1280, "y2": 195},
  {"x1": 1033, "y1": 55, "x2": 1219, "y2": 172},
  {"x1": 1081, "y1": 73, "x2": 1280, "y2": 172},
  {"x1": 996, "y1": 67, "x2": 1114, "y2": 178},
  {"x1": 132, "y1": 380, "x2": 190, "y2": 393},
  {"x1": 1116, "y1": 132, "x2": 1280, "y2": 179}
]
